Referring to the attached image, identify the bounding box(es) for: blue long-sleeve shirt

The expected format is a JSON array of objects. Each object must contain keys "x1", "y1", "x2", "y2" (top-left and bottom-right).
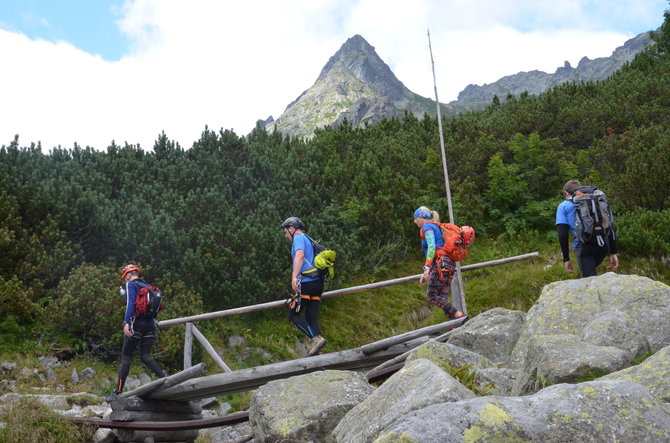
[{"x1": 123, "y1": 280, "x2": 141, "y2": 324}]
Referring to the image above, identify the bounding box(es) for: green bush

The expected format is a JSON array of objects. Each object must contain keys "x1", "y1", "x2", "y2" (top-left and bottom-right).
[
  {"x1": 51, "y1": 263, "x2": 123, "y2": 355},
  {"x1": 615, "y1": 209, "x2": 670, "y2": 258},
  {"x1": 0, "y1": 275, "x2": 37, "y2": 323},
  {"x1": 0, "y1": 397, "x2": 95, "y2": 443}
]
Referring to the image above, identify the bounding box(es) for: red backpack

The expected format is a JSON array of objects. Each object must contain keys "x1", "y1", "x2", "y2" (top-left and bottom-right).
[
  {"x1": 422, "y1": 223, "x2": 475, "y2": 263},
  {"x1": 134, "y1": 282, "x2": 163, "y2": 318}
]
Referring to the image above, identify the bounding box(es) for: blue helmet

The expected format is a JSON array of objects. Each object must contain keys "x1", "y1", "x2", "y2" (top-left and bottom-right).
[{"x1": 413, "y1": 207, "x2": 431, "y2": 219}]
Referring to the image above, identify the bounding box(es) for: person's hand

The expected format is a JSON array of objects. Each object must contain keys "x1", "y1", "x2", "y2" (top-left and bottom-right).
[
  {"x1": 563, "y1": 261, "x2": 574, "y2": 273},
  {"x1": 608, "y1": 254, "x2": 619, "y2": 271},
  {"x1": 419, "y1": 268, "x2": 429, "y2": 285},
  {"x1": 123, "y1": 323, "x2": 132, "y2": 337},
  {"x1": 291, "y1": 276, "x2": 300, "y2": 293}
]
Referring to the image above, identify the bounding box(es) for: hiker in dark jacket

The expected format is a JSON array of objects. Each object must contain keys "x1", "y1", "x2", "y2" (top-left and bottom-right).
[
  {"x1": 281, "y1": 217, "x2": 327, "y2": 357},
  {"x1": 414, "y1": 206, "x2": 465, "y2": 320},
  {"x1": 104, "y1": 264, "x2": 165, "y2": 402},
  {"x1": 556, "y1": 180, "x2": 619, "y2": 277}
]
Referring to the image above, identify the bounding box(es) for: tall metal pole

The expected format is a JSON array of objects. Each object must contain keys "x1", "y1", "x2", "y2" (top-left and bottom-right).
[{"x1": 427, "y1": 29, "x2": 466, "y2": 314}]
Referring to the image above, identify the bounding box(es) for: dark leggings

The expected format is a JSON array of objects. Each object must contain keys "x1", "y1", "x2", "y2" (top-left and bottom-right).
[
  {"x1": 575, "y1": 243, "x2": 608, "y2": 277},
  {"x1": 288, "y1": 279, "x2": 324, "y2": 338},
  {"x1": 115, "y1": 318, "x2": 165, "y2": 392},
  {"x1": 426, "y1": 256, "x2": 459, "y2": 318}
]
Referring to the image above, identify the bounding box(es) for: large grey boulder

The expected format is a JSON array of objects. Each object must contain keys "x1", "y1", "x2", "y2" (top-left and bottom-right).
[
  {"x1": 375, "y1": 380, "x2": 670, "y2": 442},
  {"x1": 512, "y1": 333, "x2": 630, "y2": 395},
  {"x1": 447, "y1": 307, "x2": 526, "y2": 366},
  {"x1": 249, "y1": 370, "x2": 373, "y2": 442},
  {"x1": 332, "y1": 358, "x2": 475, "y2": 442},
  {"x1": 599, "y1": 344, "x2": 670, "y2": 402},
  {"x1": 510, "y1": 273, "x2": 670, "y2": 394},
  {"x1": 405, "y1": 340, "x2": 495, "y2": 371}
]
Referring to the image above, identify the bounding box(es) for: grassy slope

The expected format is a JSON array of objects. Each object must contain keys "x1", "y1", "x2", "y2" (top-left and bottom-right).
[{"x1": 1, "y1": 237, "x2": 668, "y2": 409}]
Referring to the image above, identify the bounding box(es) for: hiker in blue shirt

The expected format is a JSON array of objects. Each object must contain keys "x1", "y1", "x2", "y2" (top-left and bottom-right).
[
  {"x1": 281, "y1": 217, "x2": 327, "y2": 357},
  {"x1": 556, "y1": 179, "x2": 619, "y2": 277},
  {"x1": 104, "y1": 264, "x2": 165, "y2": 402}
]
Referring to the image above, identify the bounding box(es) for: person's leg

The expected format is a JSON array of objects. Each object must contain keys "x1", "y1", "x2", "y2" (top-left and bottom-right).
[
  {"x1": 112, "y1": 334, "x2": 139, "y2": 397},
  {"x1": 426, "y1": 258, "x2": 461, "y2": 319},
  {"x1": 576, "y1": 244, "x2": 605, "y2": 277},
  {"x1": 137, "y1": 321, "x2": 165, "y2": 378},
  {"x1": 301, "y1": 279, "x2": 326, "y2": 356},
  {"x1": 288, "y1": 301, "x2": 315, "y2": 338}
]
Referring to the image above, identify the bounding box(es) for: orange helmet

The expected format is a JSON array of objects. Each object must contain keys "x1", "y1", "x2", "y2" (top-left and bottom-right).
[
  {"x1": 121, "y1": 264, "x2": 140, "y2": 280},
  {"x1": 461, "y1": 226, "x2": 475, "y2": 246}
]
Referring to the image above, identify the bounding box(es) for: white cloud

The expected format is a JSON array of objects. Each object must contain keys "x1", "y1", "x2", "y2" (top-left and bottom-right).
[{"x1": 0, "y1": 0, "x2": 665, "y2": 150}]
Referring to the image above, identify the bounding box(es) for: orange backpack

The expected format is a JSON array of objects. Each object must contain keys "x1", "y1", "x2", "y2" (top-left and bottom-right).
[{"x1": 422, "y1": 223, "x2": 475, "y2": 263}]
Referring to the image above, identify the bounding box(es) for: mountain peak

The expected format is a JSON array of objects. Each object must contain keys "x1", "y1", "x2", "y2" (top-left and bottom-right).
[{"x1": 315, "y1": 34, "x2": 398, "y2": 88}]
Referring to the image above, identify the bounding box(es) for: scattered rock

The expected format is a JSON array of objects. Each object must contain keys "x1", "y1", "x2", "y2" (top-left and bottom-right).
[
  {"x1": 228, "y1": 335, "x2": 245, "y2": 347},
  {"x1": 71, "y1": 368, "x2": 79, "y2": 383},
  {"x1": 38, "y1": 356, "x2": 60, "y2": 368},
  {"x1": 0, "y1": 362, "x2": 16, "y2": 372},
  {"x1": 79, "y1": 367, "x2": 97, "y2": 381}
]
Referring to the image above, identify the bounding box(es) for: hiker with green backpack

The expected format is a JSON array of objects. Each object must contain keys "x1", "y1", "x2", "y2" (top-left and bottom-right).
[
  {"x1": 414, "y1": 206, "x2": 474, "y2": 320},
  {"x1": 281, "y1": 217, "x2": 335, "y2": 357}
]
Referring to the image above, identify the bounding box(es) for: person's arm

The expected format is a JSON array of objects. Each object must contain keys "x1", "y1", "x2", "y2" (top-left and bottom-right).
[
  {"x1": 292, "y1": 249, "x2": 305, "y2": 293},
  {"x1": 123, "y1": 281, "x2": 137, "y2": 336},
  {"x1": 608, "y1": 225, "x2": 619, "y2": 270},
  {"x1": 557, "y1": 224, "x2": 573, "y2": 272},
  {"x1": 420, "y1": 229, "x2": 436, "y2": 284}
]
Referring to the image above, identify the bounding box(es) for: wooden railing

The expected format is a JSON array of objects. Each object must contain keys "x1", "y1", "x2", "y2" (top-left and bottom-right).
[{"x1": 158, "y1": 252, "x2": 539, "y2": 371}]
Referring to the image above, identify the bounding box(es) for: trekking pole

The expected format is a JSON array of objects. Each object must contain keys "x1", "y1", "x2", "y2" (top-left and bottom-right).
[{"x1": 427, "y1": 28, "x2": 466, "y2": 314}]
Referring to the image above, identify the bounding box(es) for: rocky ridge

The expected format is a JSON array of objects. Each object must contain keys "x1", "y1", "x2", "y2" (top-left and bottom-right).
[{"x1": 263, "y1": 31, "x2": 654, "y2": 139}]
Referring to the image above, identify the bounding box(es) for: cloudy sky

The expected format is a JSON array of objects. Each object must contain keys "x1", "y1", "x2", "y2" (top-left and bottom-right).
[{"x1": 0, "y1": 0, "x2": 667, "y2": 151}]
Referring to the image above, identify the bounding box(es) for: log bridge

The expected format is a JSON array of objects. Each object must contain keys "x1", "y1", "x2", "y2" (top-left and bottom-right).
[{"x1": 73, "y1": 252, "x2": 538, "y2": 439}]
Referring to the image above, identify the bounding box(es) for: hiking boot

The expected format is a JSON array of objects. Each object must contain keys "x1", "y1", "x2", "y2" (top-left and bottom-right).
[
  {"x1": 307, "y1": 335, "x2": 327, "y2": 357},
  {"x1": 103, "y1": 391, "x2": 120, "y2": 402}
]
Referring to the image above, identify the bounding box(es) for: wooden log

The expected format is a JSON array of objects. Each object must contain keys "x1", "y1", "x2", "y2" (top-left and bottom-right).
[
  {"x1": 365, "y1": 328, "x2": 457, "y2": 380},
  {"x1": 109, "y1": 397, "x2": 203, "y2": 414},
  {"x1": 158, "y1": 252, "x2": 539, "y2": 328},
  {"x1": 114, "y1": 428, "x2": 200, "y2": 442},
  {"x1": 148, "y1": 338, "x2": 430, "y2": 401},
  {"x1": 110, "y1": 410, "x2": 203, "y2": 422},
  {"x1": 191, "y1": 324, "x2": 232, "y2": 372},
  {"x1": 184, "y1": 322, "x2": 193, "y2": 369},
  {"x1": 119, "y1": 363, "x2": 206, "y2": 399},
  {"x1": 360, "y1": 317, "x2": 467, "y2": 355},
  {"x1": 72, "y1": 412, "x2": 250, "y2": 430}
]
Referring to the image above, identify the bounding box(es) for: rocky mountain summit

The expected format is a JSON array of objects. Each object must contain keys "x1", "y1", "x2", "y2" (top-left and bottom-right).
[
  {"x1": 454, "y1": 30, "x2": 654, "y2": 106},
  {"x1": 249, "y1": 272, "x2": 670, "y2": 442},
  {"x1": 263, "y1": 31, "x2": 654, "y2": 139},
  {"x1": 263, "y1": 35, "x2": 470, "y2": 138}
]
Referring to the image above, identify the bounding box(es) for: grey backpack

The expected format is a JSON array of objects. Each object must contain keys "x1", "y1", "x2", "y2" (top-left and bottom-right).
[{"x1": 572, "y1": 186, "x2": 613, "y2": 247}]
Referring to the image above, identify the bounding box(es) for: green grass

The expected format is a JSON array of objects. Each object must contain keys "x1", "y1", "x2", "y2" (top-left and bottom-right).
[{"x1": 0, "y1": 397, "x2": 96, "y2": 443}]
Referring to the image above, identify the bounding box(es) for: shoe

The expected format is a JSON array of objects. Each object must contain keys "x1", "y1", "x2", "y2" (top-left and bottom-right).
[
  {"x1": 307, "y1": 335, "x2": 327, "y2": 357},
  {"x1": 103, "y1": 391, "x2": 120, "y2": 402}
]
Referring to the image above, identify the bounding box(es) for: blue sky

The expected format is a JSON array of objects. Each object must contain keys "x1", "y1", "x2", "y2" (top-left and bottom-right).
[
  {"x1": 0, "y1": 0, "x2": 128, "y2": 59},
  {"x1": 0, "y1": 0, "x2": 667, "y2": 150}
]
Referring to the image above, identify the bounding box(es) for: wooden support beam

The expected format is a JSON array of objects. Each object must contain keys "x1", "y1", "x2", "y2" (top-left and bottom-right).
[
  {"x1": 360, "y1": 316, "x2": 467, "y2": 355},
  {"x1": 72, "y1": 412, "x2": 249, "y2": 430},
  {"x1": 365, "y1": 328, "x2": 457, "y2": 380},
  {"x1": 147, "y1": 337, "x2": 429, "y2": 401},
  {"x1": 184, "y1": 322, "x2": 193, "y2": 370},
  {"x1": 120, "y1": 363, "x2": 206, "y2": 399},
  {"x1": 191, "y1": 324, "x2": 232, "y2": 373}
]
